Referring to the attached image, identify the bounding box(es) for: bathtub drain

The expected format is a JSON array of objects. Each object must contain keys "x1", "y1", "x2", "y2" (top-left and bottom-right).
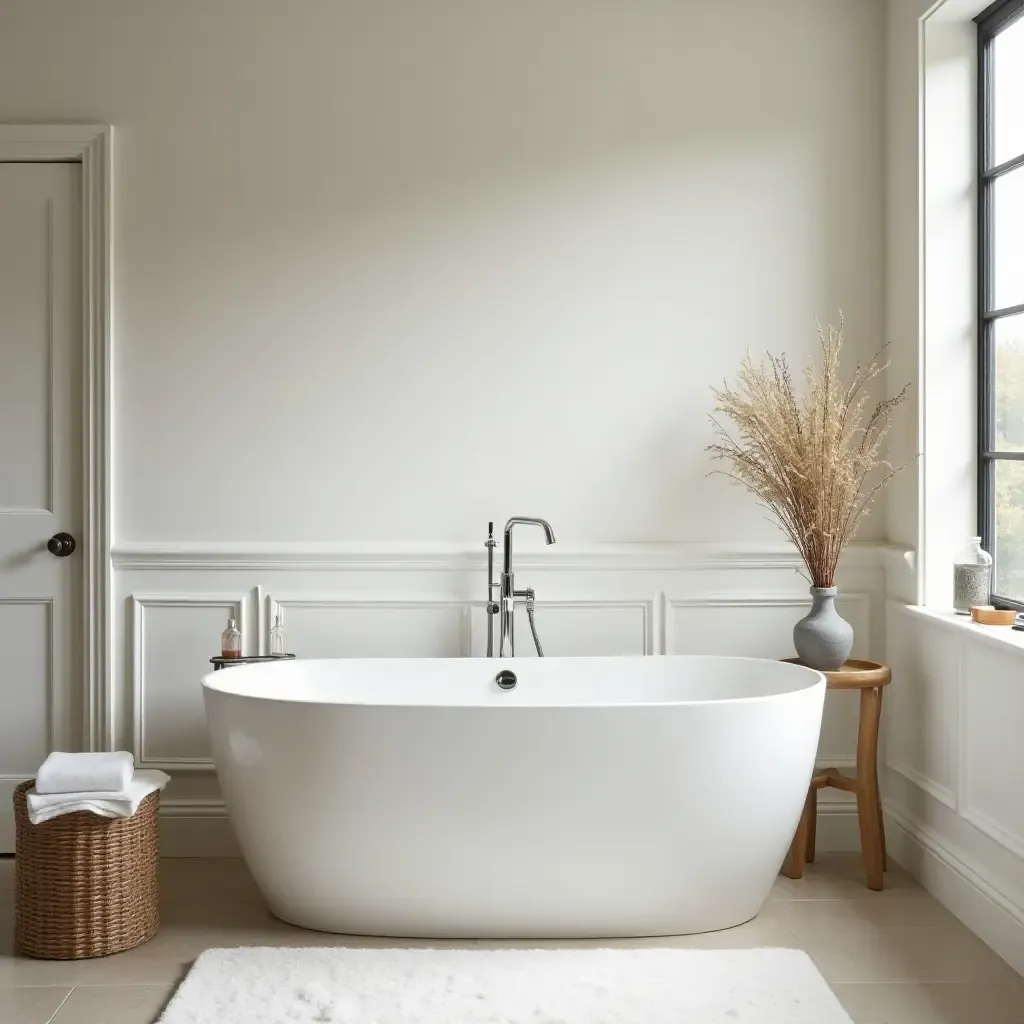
[{"x1": 495, "y1": 670, "x2": 517, "y2": 690}]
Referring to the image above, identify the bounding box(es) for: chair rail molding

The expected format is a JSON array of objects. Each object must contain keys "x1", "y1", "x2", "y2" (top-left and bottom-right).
[
  {"x1": 0, "y1": 123, "x2": 114, "y2": 752},
  {"x1": 110, "y1": 539, "x2": 908, "y2": 572}
]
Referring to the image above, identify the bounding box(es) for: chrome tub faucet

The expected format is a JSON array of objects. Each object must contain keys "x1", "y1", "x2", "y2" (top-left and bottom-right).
[{"x1": 485, "y1": 517, "x2": 556, "y2": 658}]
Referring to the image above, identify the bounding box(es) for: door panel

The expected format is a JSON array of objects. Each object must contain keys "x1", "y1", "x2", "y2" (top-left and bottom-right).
[
  {"x1": 0, "y1": 600, "x2": 52, "y2": 766},
  {"x1": 0, "y1": 196, "x2": 52, "y2": 511},
  {"x1": 0, "y1": 164, "x2": 81, "y2": 850}
]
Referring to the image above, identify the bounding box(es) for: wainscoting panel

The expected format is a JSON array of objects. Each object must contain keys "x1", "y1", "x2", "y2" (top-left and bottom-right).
[
  {"x1": 468, "y1": 599, "x2": 653, "y2": 658},
  {"x1": 885, "y1": 602, "x2": 958, "y2": 808},
  {"x1": 109, "y1": 541, "x2": 896, "y2": 855},
  {"x1": 131, "y1": 593, "x2": 250, "y2": 771},
  {"x1": 665, "y1": 595, "x2": 811, "y2": 659},
  {"x1": 267, "y1": 595, "x2": 471, "y2": 659},
  {"x1": 883, "y1": 604, "x2": 1024, "y2": 979},
  {"x1": 961, "y1": 642, "x2": 1024, "y2": 861},
  {"x1": 666, "y1": 593, "x2": 871, "y2": 764}
]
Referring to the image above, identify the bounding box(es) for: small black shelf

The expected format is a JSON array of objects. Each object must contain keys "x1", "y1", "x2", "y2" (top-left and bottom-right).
[{"x1": 209, "y1": 653, "x2": 296, "y2": 670}]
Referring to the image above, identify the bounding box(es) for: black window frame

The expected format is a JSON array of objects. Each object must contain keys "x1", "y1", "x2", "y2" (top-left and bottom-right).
[{"x1": 977, "y1": 0, "x2": 1024, "y2": 609}]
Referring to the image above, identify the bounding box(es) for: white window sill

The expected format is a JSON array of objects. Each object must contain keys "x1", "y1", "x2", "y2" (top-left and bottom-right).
[{"x1": 904, "y1": 605, "x2": 1024, "y2": 660}]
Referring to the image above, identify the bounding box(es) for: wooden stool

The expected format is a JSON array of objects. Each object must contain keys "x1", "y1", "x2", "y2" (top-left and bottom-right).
[{"x1": 780, "y1": 658, "x2": 892, "y2": 891}]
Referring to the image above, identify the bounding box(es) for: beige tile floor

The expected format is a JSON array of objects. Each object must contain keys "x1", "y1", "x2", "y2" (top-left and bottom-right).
[{"x1": 1, "y1": 853, "x2": 1022, "y2": 1023}]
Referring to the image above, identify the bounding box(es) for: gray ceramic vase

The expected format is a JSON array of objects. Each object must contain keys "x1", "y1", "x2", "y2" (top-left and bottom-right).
[{"x1": 793, "y1": 586, "x2": 853, "y2": 671}]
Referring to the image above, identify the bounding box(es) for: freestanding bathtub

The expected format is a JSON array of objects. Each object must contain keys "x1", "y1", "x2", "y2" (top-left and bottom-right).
[{"x1": 202, "y1": 655, "x2": 824, "y2": 938}]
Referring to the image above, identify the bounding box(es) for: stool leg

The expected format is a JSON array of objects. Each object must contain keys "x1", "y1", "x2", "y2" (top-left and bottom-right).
[
  {"x1": 806, "y1": 787, "x2": 818, "y2": 863},
  {"x1": 872, "y1": 688, "x2": 888, "y2": 870},
  {"x1": 857, "y1": 686, "x2": 885, "y2": 890},
  {"x1": 877, "y1": 790, "x2": 887, "y2": 871},
  {"x1": 782, "y1": 789, "x2": 812, "y2": 879}
]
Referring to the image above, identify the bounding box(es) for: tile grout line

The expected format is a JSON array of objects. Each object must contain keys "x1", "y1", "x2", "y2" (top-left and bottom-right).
[{"x1": 42, "y1": 985, "x2": 74, "y2": 1024}]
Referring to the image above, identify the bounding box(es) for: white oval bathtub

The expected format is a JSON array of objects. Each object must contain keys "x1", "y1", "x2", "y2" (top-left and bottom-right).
[{"x1": 202, "y1": 656, "x2": 824, "y2": 938}]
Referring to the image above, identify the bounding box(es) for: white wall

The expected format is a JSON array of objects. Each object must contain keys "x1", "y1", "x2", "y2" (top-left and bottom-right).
[
  {"x1": 0, "y1": 0, "x2": 885, "y2": 543},
  {"x1": 884, "y1": 0, "x2": 1024, "y2": 976},
  {"x1": 885, "y1": 0, "x2": 928, "y2": 555},
  {"x1": 0, "y1": 0, "x2": 894, "y2": 854}
]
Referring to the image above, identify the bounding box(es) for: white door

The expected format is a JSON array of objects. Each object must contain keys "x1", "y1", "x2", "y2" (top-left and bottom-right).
[{"x1": 0, "y1": 164, "x2": 81, "y2": 850}]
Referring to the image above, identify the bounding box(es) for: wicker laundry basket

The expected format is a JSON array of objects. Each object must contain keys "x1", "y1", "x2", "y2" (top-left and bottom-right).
[{"x1": 13, "y1": 780, "x2": 160, "y2": 959}]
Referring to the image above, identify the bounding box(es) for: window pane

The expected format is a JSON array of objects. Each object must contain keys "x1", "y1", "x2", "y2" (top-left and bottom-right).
[
  {"x1": 996, "y1": 314, "x2": 1024, "y2": 451},
  {"x1": 994, "y1": 167, "x2": 1024, "y2": 309},
  {"x1": 995, "y1": 458, "x2": 1024, "y2": 601},
  {"x1": 993, "y1": 13, "x2": 1024, "y2": 167}
]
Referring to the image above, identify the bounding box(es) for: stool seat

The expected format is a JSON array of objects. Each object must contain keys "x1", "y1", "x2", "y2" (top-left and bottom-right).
[{"x1": 780, "y1": 658, "x2": 892, "y2": 890}]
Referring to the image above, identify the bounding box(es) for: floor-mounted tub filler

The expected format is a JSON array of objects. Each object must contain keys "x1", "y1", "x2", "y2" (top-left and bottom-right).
[{"x1": 202, "y1": 654, "x2": 824, "y2": 938}]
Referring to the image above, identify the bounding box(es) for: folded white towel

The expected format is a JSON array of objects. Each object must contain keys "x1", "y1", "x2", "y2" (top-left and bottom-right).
[
  {"x1": 27, "y1": 769, "x2": 170, "y2": 825},
  {"x1": 35, "y1": 750, "x2": 135, "y2": 795}
]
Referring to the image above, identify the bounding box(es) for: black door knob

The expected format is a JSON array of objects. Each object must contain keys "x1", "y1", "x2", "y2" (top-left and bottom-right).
[{"x1": 47, "y1": 532, "x2": 76, "y2": 557}]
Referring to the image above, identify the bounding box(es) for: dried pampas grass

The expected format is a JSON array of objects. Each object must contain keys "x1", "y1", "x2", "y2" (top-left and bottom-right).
[{"x1": 707, "y1": 315, "x2": 910, "y2": 589}]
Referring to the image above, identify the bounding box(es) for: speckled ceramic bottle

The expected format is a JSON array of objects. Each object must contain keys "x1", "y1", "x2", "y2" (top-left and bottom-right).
[
  {"x1": 793, "y1": 587, "x2": 853, "y2": 671},
  {"x1": 953, "y1": 537, "x2": 992, "y2": 614}
]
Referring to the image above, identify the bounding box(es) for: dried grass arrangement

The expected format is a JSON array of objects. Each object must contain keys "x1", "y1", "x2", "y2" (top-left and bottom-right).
[{"x1": 707, "y1": 315, "x2": 910, "y2": 589}]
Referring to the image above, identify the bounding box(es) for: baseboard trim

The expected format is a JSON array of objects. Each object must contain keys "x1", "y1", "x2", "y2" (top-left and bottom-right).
[
  {"x1": 885, "y1": 802, "x2": 1024, "y2": 976},
  {"x1": 160, "y1": 814, "x2": 239, "y2": 857},
  {"x1": 158, "y1": 804, "x2": 862, "y2": 860},
  {"x1": 813, "y1": 804, "x2": 861, "y2": 853}
]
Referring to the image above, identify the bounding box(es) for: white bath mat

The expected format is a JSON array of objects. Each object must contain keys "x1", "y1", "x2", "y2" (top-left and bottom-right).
[{"x1": 158, "y1": 946, "x2": 853, "y2": 1023}]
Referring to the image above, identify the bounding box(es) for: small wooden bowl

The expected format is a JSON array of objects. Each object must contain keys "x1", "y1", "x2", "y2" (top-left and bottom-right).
[{"x1": 970, "y1": 606, "x2": 1017, "y2": 626}]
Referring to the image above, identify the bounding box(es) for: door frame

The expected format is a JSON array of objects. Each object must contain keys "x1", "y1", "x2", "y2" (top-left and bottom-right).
[{"x1": 0, "y1": 124, "x2": 113, "y2": 751}]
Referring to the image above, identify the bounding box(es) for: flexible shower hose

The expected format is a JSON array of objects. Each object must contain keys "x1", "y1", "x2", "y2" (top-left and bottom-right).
[{"x1": 526, "y1": 594, "x2": 544, "y2": 657}]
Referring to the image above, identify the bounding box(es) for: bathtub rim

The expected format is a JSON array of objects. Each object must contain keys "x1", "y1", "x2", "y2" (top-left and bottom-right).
[{"x1": 201, "y1": 654, "x2": 825, "y2": 710}]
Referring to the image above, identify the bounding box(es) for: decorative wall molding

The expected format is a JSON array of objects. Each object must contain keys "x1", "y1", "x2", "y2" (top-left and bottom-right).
[
  {"x1": 887, "y1": 761, "x2": 958, "y2": 810},
  {"x1": 890, "y1": 605, "x2": 1024, "y2": 860},
  {"x1": 887, "y1": 597, "x2": 1024, "y2": 966},
  {"x1": 956, "y1": 634, "x2": 968, "y2": 816},
  {"x1": 885, "y1": 801, "x2": 1024, "y2": 977},
  {"x1": 664, "y1": 592, "x2": 872, "y2": 609},
  {"x1": 111, "y1": 540, "x2": 907, "y2": 573},
  {"x1": 117, "y1": 554, "x2": 893, "y2": 854},
  {"x1": 263, "y1": 594, "x2": 655, "y2": 659},
  {"x1": 130, "y1": 592, "x2": 250, "y2": 772},
  {"x1": 527, "y1": 598, "x2": 655, "y2": 657},
  {"x1": 958, "y1": 641, "x2": 1024, "y2": 861},
  {"x1": 158, "y1": 796, "x2": 862, "y2": 860},
  {"x1": 0, "y1": 123, "x2": 115, "y2": 754},
  {"x1": 160, "y1": 797, "x2": 228, "y2": 818},
  {"x1": 266, "y1": 593, "x2": 474, "y2": 658},
  {"x1": 960, "y1": 808, "x2": 1024, "y2": 864},
  {"x1": 663, "y1": 591, "x2": 872, "y2": 657}
]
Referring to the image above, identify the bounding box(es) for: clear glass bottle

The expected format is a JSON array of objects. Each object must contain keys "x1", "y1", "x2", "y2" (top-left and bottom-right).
[
  {"x1": 269, "y1": 611, "x2": 286, "y2": 656},
  {"x1": 953, "y1": 537, "x2": 993, "y2": 613},
  {"x1": 221, "y1": 617, "x2": 242, "y2": 658}
]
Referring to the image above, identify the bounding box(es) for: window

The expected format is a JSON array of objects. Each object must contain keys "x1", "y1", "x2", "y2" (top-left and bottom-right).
[{"x1": 978, "y1": 0, "x2": 1024, "y2": 605}]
